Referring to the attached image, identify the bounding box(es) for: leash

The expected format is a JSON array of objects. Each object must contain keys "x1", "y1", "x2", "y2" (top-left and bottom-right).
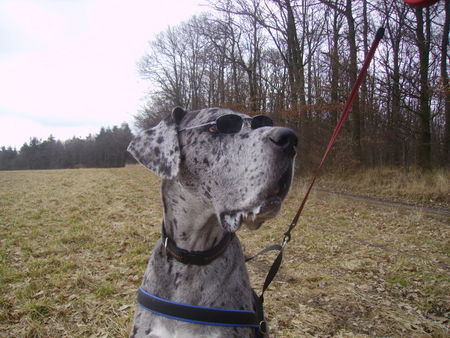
[{"x1": 251, "y1": 27, "x2": 385, "y2": 304}]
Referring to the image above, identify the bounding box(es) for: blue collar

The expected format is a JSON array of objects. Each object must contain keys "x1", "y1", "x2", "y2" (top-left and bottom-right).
[{"x1": 137, "y1": 287, "x2": 266, "y2": 335}]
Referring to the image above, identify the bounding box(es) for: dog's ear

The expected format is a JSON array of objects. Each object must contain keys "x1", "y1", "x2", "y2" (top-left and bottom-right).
[{"x1": 128, "y1": 107, "x2": 187, "y2": 179}]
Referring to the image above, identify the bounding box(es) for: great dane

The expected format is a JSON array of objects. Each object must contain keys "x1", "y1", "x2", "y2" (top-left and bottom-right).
[{"x1": 127, "y1": 107, "x2": 297, "y2": 337}]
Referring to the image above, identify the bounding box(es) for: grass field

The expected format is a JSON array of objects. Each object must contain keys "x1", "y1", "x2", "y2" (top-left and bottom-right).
[
  {"x1": 0, "y1": 166, "x2": 448, "y2": 337},
  {"x1": 316, "y1": 167, "x2": 449, "y2": 209}
]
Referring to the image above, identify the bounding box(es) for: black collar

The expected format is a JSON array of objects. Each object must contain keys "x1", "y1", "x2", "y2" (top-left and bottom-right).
[{"x1": 161, "y1": 222, "x2": 235, "y2": 265}]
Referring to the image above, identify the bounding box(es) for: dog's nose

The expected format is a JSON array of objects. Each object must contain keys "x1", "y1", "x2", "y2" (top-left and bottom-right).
[{"x1": 269, "y1": 127, "x2": 298, "y2": 157}]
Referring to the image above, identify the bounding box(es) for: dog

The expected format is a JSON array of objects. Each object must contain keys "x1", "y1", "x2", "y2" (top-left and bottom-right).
[{"x1": 127, "y1": 107, "x2": 297, "y2": 337}]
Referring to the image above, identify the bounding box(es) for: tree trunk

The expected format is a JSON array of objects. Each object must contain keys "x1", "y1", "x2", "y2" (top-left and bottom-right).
[
  {"x1": 442, "y1": 0, "x2": 450, "y2": 165},
  {"x1": 285, "y1": 0, "x2": 306, "y2": 110},
  {"x1": 387, "y1": 3, "x2": 406, "y2": 166},
  {"x1": 361, "y1": 0, "x2": 369, "y2": 132},
  {"x1": 415, "y1": 7, "x2": 432, "y2": 170},
  {"x1": 345, "y1": 0, "x2": 362, "y2": 163},
  {"x1": 330, "y1": 9, "x2": 341, "y2": 126},
  {"x1": 249, "y1": 8, "x2": 260, "y2": 112}
]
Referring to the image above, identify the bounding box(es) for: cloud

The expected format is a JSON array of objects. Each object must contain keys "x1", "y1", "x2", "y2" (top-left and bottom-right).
[{"x1": 0, "y1": 0, "x2": 204, "y2": 148}]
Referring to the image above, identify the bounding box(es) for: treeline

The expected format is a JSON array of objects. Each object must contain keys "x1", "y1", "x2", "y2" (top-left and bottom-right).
[
  {"x1": 0, "y1": 123, "x2": 134, "y2": 170},
  {"x1": 136, "y1": 0, "x2": 449, "y2": 170}
]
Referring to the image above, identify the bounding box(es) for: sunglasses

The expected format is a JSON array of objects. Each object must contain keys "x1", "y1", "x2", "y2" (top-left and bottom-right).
[{"x1": 178, "y1": 114, "x2": 273, "y2": 134}]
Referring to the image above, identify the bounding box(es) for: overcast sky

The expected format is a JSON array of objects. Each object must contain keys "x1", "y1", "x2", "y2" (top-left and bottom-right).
[{"x1": 0, "y1": 0, "x2": 205, "y2": 149}]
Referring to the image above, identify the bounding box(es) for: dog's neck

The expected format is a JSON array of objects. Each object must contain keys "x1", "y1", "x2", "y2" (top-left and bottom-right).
[{"x1": 161, "y1": 179, "x2": 226, "y2": 252}]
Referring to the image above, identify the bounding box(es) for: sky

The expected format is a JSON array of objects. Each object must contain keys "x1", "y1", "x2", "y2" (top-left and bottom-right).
[{"x1": 0, "y1": 0, "x2": 205, "y2": 149}]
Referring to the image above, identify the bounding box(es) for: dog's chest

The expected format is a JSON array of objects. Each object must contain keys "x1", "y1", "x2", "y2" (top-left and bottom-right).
[
  {"x1": 133, "y1": 240, "x2": 256, "y2": 337},
  {"x1": 146, "y1": 320, "x2": 223, "y2": 338}
]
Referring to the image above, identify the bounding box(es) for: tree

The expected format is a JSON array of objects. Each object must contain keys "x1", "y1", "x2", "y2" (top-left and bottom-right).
[
  {"x1": 442, "y1": 0, "x2": 450, "y2": 165},
  {"x1": 414, "y1": 6, "x2": 433, "y2": 170},
  {"x1": 0, "y1": 124, "x2": 133, "y2": 170},
  {"x1": 327, "y1": 2, "x2": 344, "y2": 126},
  {"x1": 133, "y1": 0, "x2": 448, "y2": 169},
  {"x1": 0, "y1": 147, "x2": 18, "y2": 170},
  {"x1": 383, "y1": 1, "x2": 409, "y2": 165}
]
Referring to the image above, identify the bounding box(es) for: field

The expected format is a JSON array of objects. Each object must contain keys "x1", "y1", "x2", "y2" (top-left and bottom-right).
[{"x1": 0, "y1": 166, "x2": 448, "y2": 337}]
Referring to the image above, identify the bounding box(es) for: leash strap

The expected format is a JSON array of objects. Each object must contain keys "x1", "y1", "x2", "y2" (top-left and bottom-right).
[
  {"x1": 245, "y1": 244, "x2": 282, "y2": 263},
  {"x1": 245, "y1": 244, "x2": 283, "y2": 303},
  {"x1": 254, "y1": 27, "x2": 385, "y2": 302}
]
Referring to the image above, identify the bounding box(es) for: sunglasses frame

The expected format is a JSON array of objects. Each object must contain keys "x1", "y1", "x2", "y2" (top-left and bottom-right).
[{"x1": 178, "y1": 114, "x2": 273, "y2": 134}]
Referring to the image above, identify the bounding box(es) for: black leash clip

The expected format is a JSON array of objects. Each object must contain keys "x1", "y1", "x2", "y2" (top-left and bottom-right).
[{"x1": 282, "y1": 232, "x2": 291, "y2": 248}]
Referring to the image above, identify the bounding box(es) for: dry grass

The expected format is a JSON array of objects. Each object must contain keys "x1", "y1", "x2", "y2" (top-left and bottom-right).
[
  {"x1": 316, "y1": 167, "x2": 450, "y2": 208},
  {"x1": 0, "y1": 166, "x2": 448, "y2": 337}
]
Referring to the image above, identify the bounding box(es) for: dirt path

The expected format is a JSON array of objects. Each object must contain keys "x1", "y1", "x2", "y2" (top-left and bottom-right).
[
  {"x1": 314, "y1": 187, "x2": 450, "y2": 218},
  {"x1": 249, "y1": 188, "x2": 450, "y2": 275}
]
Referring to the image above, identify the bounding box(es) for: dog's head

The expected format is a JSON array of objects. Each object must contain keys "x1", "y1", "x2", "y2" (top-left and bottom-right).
[{"x1": 128, "y1": 107, "x2": 297, "y2": 232}]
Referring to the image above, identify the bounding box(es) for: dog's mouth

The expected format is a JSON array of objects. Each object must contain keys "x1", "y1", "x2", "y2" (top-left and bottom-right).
[
  {"x1": 219, "y1": 165, "x2": 293, "y2": 232},
  {"x1": 244, "y1": 165, "x2": 293, "y2": 229}
]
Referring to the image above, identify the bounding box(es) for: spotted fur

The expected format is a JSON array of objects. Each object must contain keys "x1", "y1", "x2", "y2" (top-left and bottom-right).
[
  {"x1": 128, "y1": 112, "x2": 181, "y2": 179},
  {"x1": 127, "y1": 107, "x2": 297, "y2": 337}
]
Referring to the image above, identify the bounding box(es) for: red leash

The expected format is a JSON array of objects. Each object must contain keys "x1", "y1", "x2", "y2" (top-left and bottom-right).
[
  {"x1": 256, "y1": 28, "x2": 385, "y2": 302},
  {"x1": 283, "y1": 27, "x2": 385, "y2": 244}
]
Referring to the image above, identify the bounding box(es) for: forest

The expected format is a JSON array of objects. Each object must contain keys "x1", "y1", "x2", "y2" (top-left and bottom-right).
[
  {"x1": 0, "y1": 124, "x2": 133, "y2": 170},
  {"x1": 1, "y1": 0, "x2": 448, "y2": 172},
  {"x1": 136, "y1": 0, "x2": 449, "y2": 171}
]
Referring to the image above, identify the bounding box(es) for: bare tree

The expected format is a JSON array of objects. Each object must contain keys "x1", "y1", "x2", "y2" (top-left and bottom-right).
[
  {"x1": 318, "y1": 0, "x2": 363, "y2": 162},
  {"x1": 134, "y1": 0, "x2": 448, "y2": 169},
  {"x1": 442, "y1": 0, "x2": 450, "y2": 165},
  {"x1": 383, "y1": 1, "x2": 409, "y2": 165},
  {"x1": 139, "y1": 25, "x2": 188, "y2": 107},
  {"x1": 414, "y1": 6, "x2": 433, "y2": 170}
]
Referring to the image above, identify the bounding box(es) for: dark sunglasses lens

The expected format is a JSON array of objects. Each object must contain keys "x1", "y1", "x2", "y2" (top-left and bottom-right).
[
  {"x1": 251, "y1": 115, "x2": 273, "y2": 129},
  {"x1": 216, "y1": 114, "x2": 243, "y2": 133}
]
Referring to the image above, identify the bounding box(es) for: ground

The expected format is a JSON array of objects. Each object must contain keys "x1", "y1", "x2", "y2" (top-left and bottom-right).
[{"x1": 0, "y1": 166, "x2": 448, "y2": 337}]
